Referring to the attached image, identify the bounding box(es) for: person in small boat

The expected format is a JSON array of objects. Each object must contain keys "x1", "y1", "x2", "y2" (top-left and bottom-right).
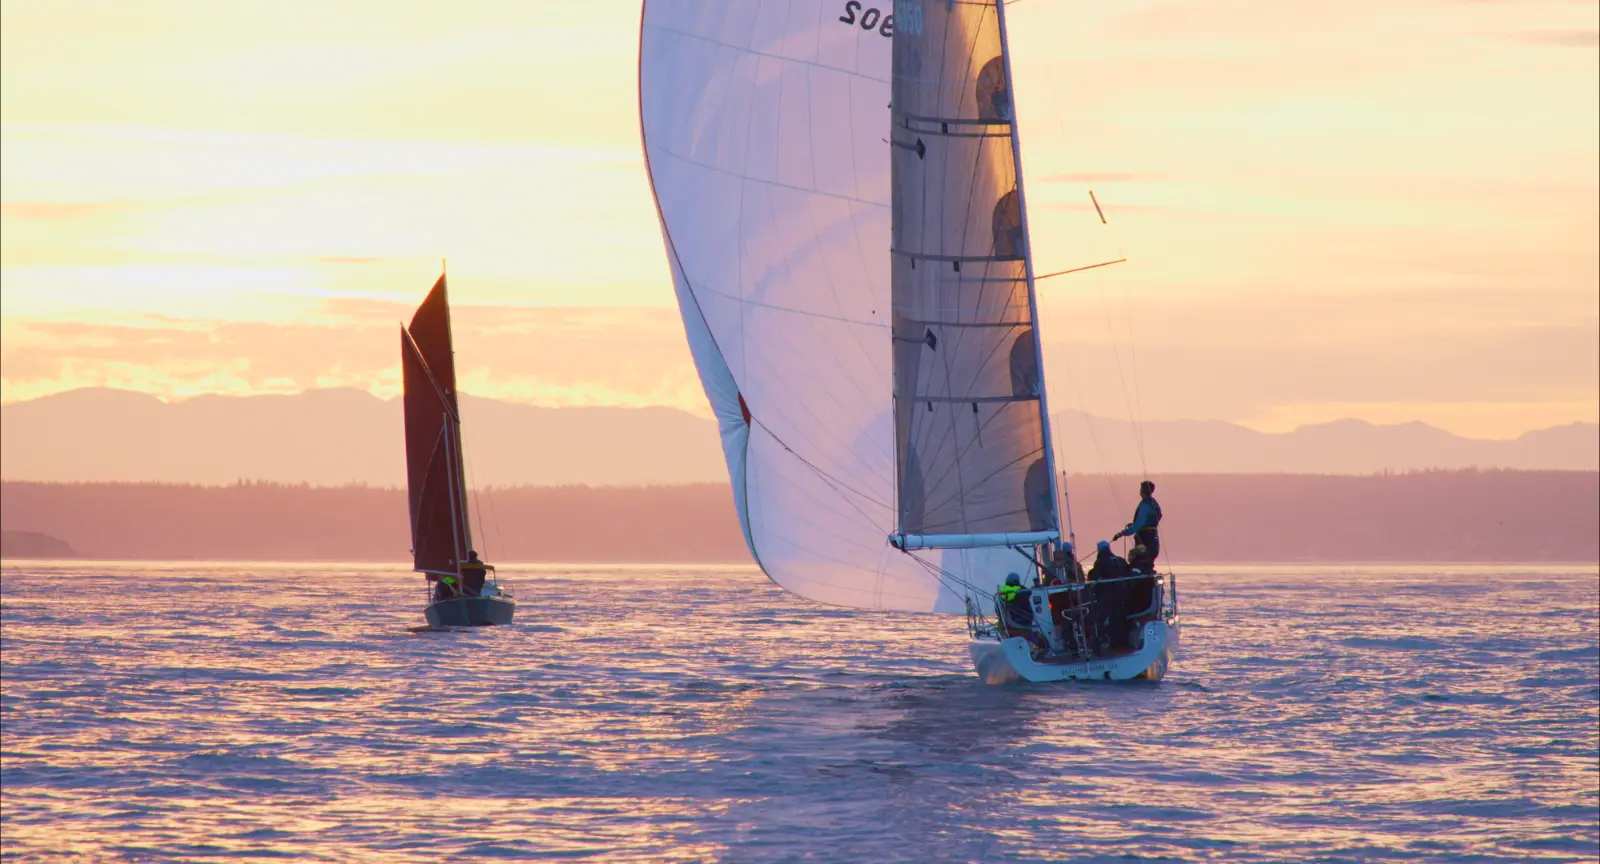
[
  {"x1": 432, "y1": 572, "x2": 460, "y2": 602},
  {"x1": 1127, "y1": 544, "x2": 1154, "y2": 575},
  {"x1": 459, "y1": 550, "x2": 487, "y2": 597},
  {"x1": 1111, "y1": 480, "x2": 1162, "y2": 565}
]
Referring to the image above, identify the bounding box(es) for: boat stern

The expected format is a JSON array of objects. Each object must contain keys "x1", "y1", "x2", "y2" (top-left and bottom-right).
[
  {"x1": 969, "y1": 637, "x2": 1027, "y2": 685},
  {"x1": 970, "y1": 620, "x2": 1177, "y2": 684}
]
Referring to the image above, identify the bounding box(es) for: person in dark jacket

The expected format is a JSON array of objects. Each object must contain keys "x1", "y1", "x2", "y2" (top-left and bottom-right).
[
  {"x1": 1088, "y1": 540, "x2": 1130, "y2": 581},
  {"x1": 1084, "y1": 541, "x2": 1131, "y2": 651},
  {"x1": 1052, "y1": 541, "x2": 1085, "y2": 583},
  {"x1": 1127, "y1": 544, "x2": 1154, "y2": 574},
  {"x1": 460, "y1": 550, "x2": 488, "y2": 597},
  {"x1": 1112, "y1": 480, "x2": 1162, "y2": 565},
  {"x1": 1122, "y1": 544, "x2": 1159, "y2": 625}
]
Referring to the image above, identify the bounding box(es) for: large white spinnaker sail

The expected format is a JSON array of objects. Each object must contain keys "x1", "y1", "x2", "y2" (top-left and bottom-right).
[
  {"x1": 889, "y1": 0, "x2": 1059, "y2": 551},
  {"x1": 640, "y1": 0, "x2": 1015, "y2": 614}
]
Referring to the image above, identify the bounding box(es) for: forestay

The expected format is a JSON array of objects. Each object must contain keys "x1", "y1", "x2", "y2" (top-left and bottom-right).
[
  {"x1": 401, "y1": 276, "x2": 471, "y2": 577},
  {"x1": 642, "y1": 0, "x2": 1032, "y2": 613},
  {"x1": 889, "y1": 0, "x2": 1057, "y2": 550}
]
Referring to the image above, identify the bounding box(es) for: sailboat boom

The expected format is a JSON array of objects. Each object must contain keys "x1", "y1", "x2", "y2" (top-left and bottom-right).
[{"x1": 892, "y1": 530, "x2": 1059, "y2": 551}]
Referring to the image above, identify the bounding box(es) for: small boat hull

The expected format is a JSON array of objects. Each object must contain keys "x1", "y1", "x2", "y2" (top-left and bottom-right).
[
  {"x1": 970, "y1": 619, "x2": 1180, "y2": 684},
  {"x1": 424, "y1": 596, "x2": 515, "y2": 628}
]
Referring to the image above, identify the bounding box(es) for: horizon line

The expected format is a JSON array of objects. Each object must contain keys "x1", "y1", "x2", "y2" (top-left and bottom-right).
[{"x1": 3, "y1": 468, "x2": 1597, "y2": 493}]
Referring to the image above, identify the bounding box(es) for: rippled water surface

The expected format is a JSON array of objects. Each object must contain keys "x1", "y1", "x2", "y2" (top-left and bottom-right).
[{"x1": 2, "y1": 563, "x2": 1597, "y2": 862}]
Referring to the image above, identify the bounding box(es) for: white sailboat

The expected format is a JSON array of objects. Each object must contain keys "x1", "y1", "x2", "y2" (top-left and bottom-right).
[{"x1": 639, "y1": 0, "x2": 1178, "y2": 682}]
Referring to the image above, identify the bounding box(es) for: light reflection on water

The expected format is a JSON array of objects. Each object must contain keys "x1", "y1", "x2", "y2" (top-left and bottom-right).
[{"x1": 1, "y1": 563, "x2": 1596, "y2": 862}]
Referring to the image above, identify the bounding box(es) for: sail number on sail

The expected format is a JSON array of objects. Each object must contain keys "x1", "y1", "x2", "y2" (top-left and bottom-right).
[{"x1": 839, "y1": 1, "x2": 923, "y2": 37}]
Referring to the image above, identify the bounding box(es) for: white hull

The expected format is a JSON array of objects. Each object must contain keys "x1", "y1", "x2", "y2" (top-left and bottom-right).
[{"x1": 970, "y1": 619, "x2": 1180, "y2": 684}]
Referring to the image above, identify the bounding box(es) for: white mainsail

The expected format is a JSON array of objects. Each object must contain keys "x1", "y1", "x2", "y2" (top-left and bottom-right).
[{"x1": 639, "y1": 0, "x2": 1050, "y2": 613}]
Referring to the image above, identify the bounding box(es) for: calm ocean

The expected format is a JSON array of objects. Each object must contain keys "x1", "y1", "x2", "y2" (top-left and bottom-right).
[{"x1": 2, "y1": 563, "x2": 1596, "y2": 863}]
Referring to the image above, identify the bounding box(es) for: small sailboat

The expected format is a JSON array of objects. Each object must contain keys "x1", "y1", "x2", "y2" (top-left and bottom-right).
[
  {"x1": 640, "y1": 0, "x2": 1176, "y2": 681},
  {"x1": 400, "y1": 272, "x2": 514, "y2": 628}
]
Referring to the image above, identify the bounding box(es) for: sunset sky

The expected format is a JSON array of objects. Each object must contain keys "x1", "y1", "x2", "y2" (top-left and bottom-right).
[{"x1": 2, "y1": 0, "x2": 1596, "y2": 439}]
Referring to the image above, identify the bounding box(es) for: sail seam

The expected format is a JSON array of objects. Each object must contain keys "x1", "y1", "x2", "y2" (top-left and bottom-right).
[
  {"x1": 687, "y1": 281, "x2": 891, "y2": 328},
  {"x1": 653, "y1": 146, "x2": 888, "y2": 210}
]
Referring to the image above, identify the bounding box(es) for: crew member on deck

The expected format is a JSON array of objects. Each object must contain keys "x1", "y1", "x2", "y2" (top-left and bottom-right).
[
  {"x1": 1087, "y1": 542, "x2": 1133, "y2": 652},
  {"x1": 998, "y1": 573, "x2": 1033, "y2": 627},
  {"x1": 1112, "y1": 480, "x2": 1163, "y2": 565},
  {"x1": 1089, "y1": 540, "x2": 1130, "y2": 581},
  {"x1": 1054, "y1": 541, "x2": 1086, "y2": 583},
  {"x1": 1128, "y1": 544, "x2": 1154, "y2": 575}
]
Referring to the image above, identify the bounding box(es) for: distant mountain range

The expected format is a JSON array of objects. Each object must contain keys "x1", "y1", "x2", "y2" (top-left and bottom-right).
[
  {"x1": 0, "y1": 388, "x2": 1594, "y2": 486},
  {"x1": 5, "y1": 473, "x2": 1597, "y2": 563}
]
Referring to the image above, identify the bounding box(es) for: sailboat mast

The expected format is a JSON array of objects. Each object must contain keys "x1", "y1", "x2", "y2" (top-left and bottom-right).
[
  {"x1": 449, "y1": 412, "x2": 474, "y2": 559},
  {"x1": 995, "y1": 0, "x2": 1063, "y2": 545},
  {"x1": 441, "y1": 414, "x2": 466, "y2": 568}
]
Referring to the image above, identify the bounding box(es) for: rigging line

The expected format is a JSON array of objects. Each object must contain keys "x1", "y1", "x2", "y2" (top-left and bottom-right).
[
  {"x1": 1054, "y1": 341, "x2": 1126, "y2": 515},
  {"x1": 1121, "y1": 287, "x2": 1149, "y2": 478},
  {"x1": 905, "y1": 554, "x2": 970, "y2": 605},
  {"x1": 913, "y1": 395, "x2": 1031, "y2": 498},
  {"x1": 1033, "y1": 34, "x2": 1146, "y2": 489},
  {"x1": 1059, "y1": 468, "x2": 1077, "y2": 549},
  {"x1": 484, "y1": 480, "x2": 506, "y2": 573},
  {"x1": 1094, "y1": 272, "x2": 1147, "y2": 476},
  {"x1": 462, "y1": 449, "x2": 491, "y2": 562},
  {"x1": 1099, "y1": 285, "x2": 1148, "y2": 481},
  {"x1": 918, "y1": 445, "x2": 1041, "y2": 517},
  {"x1": 740, "y1": 340, "x2": 893, "y2": 502},
  {"x1": 914, "y1": 392, "x2": 1038, "y2": 495},
  {"x1": 906, "y1": 550, "x2": 986, "y2": 601},
  {"x1": 753, "y1": 419, "x2": 892, "y2": 533},
  {"x1": 466, "y1": 452, "x2": 506, "y2": 570},
  {"x1": 1036, "y1": 258, "x2": 1127, "y2": 281}
]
